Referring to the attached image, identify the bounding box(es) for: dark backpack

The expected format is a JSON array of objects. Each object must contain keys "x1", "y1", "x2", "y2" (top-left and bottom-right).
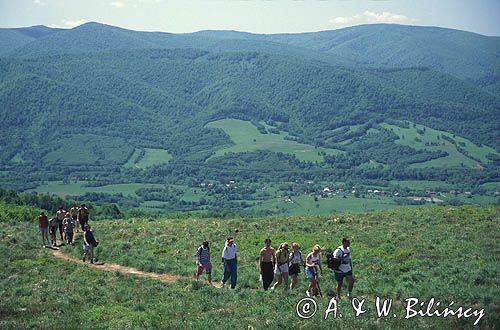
[{"x1": 326, "y1": 249, "x2": 341, "y2": 270}]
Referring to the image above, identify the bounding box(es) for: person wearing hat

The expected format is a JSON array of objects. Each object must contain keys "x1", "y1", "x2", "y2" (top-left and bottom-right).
[{"x1": 221, "y1": 237, "x2": 237, "y2": 289}]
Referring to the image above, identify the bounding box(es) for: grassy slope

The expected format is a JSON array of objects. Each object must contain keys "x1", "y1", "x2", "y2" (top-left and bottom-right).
[
  {"x1": 381, "y1": 123, "x2": 498, "y2": 168},
  {"x1": 206, "y1": 119, "x2": 341, "y2": 162},
  {"x1": 1, "y1": 204, "x2": 499, "y2": 328},
  {"x1": 124, "y1": 148, "x2": 173, "y2": 169},
  {"x1": 32, "y1": 204, "x2": 497, "y2": 329}
]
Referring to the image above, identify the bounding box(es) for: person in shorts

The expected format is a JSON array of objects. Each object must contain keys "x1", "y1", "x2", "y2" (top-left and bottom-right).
[
  {"x1": 38, "y1": 212, "x2": 50, "y2": 247},
  {"x1": 272, "y1": 242, "x2": 290, "y2": 291},
  {"x1": 333, "y1": 237, "x2": 355, "y2": 300},
  {"x1": 305, "y1": 244, "x2": 323, "y2": 297},
  {"x1": 82, "y1": 224, "x2": 97, "y2": 264},
  {"x1": 195, "y1": 241, "x2": 212, "y2": 284},
  {"x1": 288, "y1": 242, "x2": 304, "y2": 290}
]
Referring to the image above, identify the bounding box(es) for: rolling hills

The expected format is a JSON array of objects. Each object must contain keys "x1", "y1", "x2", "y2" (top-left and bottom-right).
[{"x1": 0, "y1": 22, "x2": 498, "y2": 214}]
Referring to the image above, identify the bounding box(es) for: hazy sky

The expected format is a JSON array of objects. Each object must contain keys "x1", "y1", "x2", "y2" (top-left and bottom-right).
[{"x1": 1, "y1": 0, "x2": 499, "y2": 36}]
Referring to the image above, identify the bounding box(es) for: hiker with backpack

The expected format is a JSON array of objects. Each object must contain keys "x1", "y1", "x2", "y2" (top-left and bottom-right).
[
  {"x1": 272, "y1": 242, "x2": 290, "y2": 291},
  {"x1": 49, "y1": 216, "x2": 59, "y2": 247},
  {"x1": 77, "y1": 204, "x2": 89, "y2": 231},
  {"x1": 221, "y1": 237, "x2": 237, "y2": 289},
  {"x1": 259, "y1": 238, "x2": 276, "y2": 290},
  {"x1": 289, "y1": 242, "x2": 304, "y2": 290},
  {"x1": 305, "y1": 244, "x2": 323, "y2": 297},
  {"x1": 56, "y1": 207, "x2": 66, "y2": 242},
  {"x1": 82, "y1": 224, "x2": 98, "y2": 264},
  {"x1": 62, "y1": 212, "x2": 75, "y2": 245},
  {"x1": 195, "y1": 241, "x2": 212, "y2": 284},
  {"x1": 38, "y1": 212, "x2": 50, "y2": 247},
  {"x1": 332, "y1": 237, "x2": 355, "y2": 300}
]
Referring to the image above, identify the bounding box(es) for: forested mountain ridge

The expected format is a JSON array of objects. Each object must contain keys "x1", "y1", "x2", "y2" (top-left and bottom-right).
[
  {"x1": 2, "y1": 22, "x2": 499, "y2": 91},
  {"x1": 0, "y1": 22, "x2": 498, "y2": 211}
]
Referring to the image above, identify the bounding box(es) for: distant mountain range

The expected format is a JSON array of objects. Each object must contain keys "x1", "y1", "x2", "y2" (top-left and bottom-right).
[{"x1": 0, "y1": 22, "x2": 498, "y2": 192}]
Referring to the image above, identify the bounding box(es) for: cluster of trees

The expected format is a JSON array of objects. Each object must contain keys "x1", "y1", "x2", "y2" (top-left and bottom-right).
[{"x1": 0, "y1": 188, "x2": 123, "y2": 219}]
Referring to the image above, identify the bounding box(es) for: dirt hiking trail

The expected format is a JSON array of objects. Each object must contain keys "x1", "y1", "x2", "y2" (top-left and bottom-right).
[{"x1": 51, "y1": 248, "x2": 181, "y2": 284}]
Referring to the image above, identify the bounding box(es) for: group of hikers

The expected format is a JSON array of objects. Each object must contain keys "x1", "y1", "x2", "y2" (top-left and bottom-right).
[
  {"x1": 37, "y1": 204, "x2": 98, "y2": 264},
  {"x1": 196, "y1": 237, "x2": 355, "y2": 299},
  {"x1": 38, "y1": 207, "x2": 353, "y2": 298}
]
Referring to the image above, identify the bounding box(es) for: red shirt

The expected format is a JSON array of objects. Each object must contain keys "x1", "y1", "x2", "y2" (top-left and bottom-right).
[{"x1": 38, "y1": 215, "x2": 49, "y2": 228}]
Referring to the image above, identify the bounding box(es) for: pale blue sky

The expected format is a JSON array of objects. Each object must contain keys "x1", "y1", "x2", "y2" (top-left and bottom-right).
[{"x1": 1, "y1": 0, "x2": 499, "y2": 36}]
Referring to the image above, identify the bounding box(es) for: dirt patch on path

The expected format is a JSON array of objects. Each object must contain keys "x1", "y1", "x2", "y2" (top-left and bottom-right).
[{"x1": 51, "y1": 249, "x2": 180, "y2": 284}]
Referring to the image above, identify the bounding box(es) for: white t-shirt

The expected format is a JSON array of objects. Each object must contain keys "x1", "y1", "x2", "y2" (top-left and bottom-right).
[
  {"x1": 222, "y1": 243, "x2": 237, "y2": 260},
  {"x1": 334, "y1": 246, "x2": 351, "y2": 273}
]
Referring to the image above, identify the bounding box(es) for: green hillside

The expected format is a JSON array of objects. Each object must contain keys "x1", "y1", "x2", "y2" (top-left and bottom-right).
[
  {"x1": 0, "y1": 23, "x2": 498, "y2": 214},
  {"x1": 380, "y1": 122, "x2": 499, "y2": 169},
  {"x1": 1, "y1": 203, "x2": 498, "y2": 328},
  {"x1": 206, "y1": 119, "x2": 341, "y2": 162},
  {"x1": 4, "y1": 23, "x2": 499, "y2": 90}
]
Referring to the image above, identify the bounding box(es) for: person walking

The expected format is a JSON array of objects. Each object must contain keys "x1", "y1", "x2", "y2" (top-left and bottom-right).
[
  {"x1": 82, "y1": 224, "x2": 97, "y2": 264},
  {"x1": 56, "y1": 207, "x2": 66, "y2": 242},
  {"x1": 49, "y1": 216, "x2": 59, "y2": 247},
  {"x1": 77, "y1": 204, "x2": 89, "y2": 232},
  {"x1": 38, "y1": 212, "x2": 50, "y2": 247},
  {"x1": 259, "y1": 238, "x2": 276, "y2": 290},
  {"x1": 289, "y1": 242, "x2": 304, "y2": 290},
  {"x1": 272, "y1": 242, "x2": 290, "y2": 291},
  {"x1": 221, "y1": 237, "x2": 237, "y2": 289},
  {"x1": 305, "y1": 244, "x2": 323, "y2": 297},
  {"x1": 70, "y1": 205, "x2": 80, "y2": 233},
  {"x1": 333, "y1": 237, "x2": 355, "y2": 300},
  {"x1": 62, "y1": 212, "x2": 75, "y2": 245},
  {"x1": 195, "y1": 241, "x2": 212, "y2": 284}
]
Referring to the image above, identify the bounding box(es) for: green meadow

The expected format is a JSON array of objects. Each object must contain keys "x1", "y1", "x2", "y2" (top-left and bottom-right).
[
  {"x1": 380, "y1": 123, "x2": 498, "y2": 169},
  {"x1": 252, "y1": 195, "x2": 401, "y2": 215},
  {"x1": 124, "y1": 148, "x2": 172, "y2": 169},
  {"x1": 206, "y1": 119, "x2": 342, "y2": 162},
  {"x1": 1, "y1": 203, "x2": 498, "y2": 329}
]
